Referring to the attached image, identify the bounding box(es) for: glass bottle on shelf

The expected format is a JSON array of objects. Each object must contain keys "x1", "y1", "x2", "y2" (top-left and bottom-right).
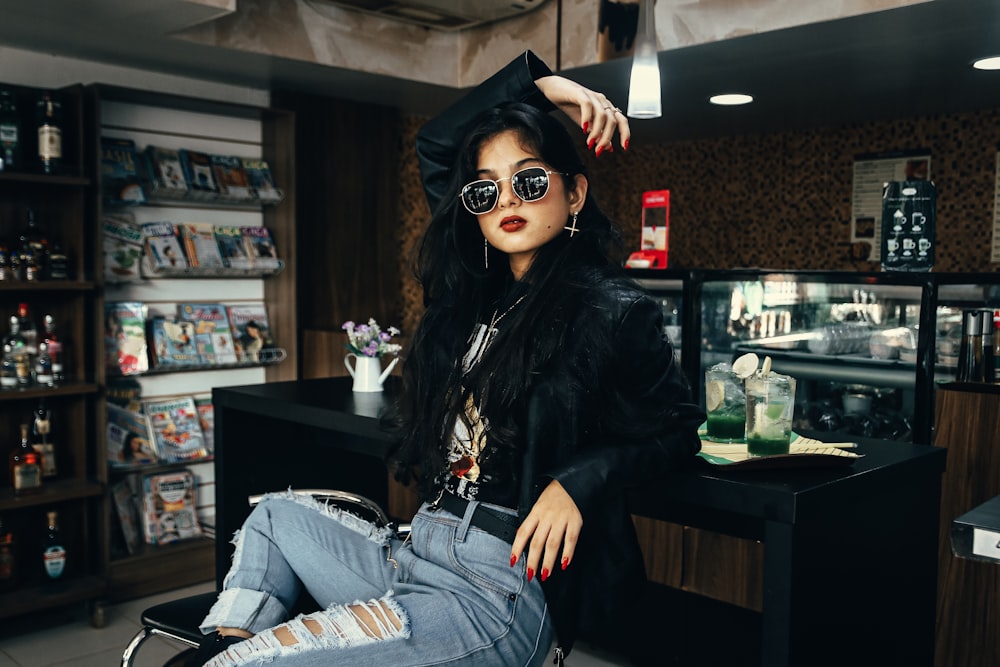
[
  {"x1": 47, "y1": 243, "x2": 68, "y2": 280},
  {"x1": 34, "y1": 342, "x2": 54, "y2": 387},
  {"x1": 35, "y1": 92, "x2": 62, "y2": 175},
  {"x1": 0, "y1": 241, "x2": 11, "y2": 281},
  {"x1": 42, "y1": 314, "x2": 63, "y2": 382},
  {"x1": 0, "y1": 89, "x2": 18, "y2": 171},
  {"x1": 3, "y1": 316, "x2": 30, "y2": 387},
  {"x1": 1, "y1": 344, "x2": 17, "y2": 390},
  {"x1": 9, "y1": 424, "x2": 43, "y2": 494},
  {"x1": 33, "y1": 399, "x2": 55, "y2": 477},
  {"x1": 0, "y1": 514, "x2": 14, "y2": 589},
  {"x1": 41, "y1": 511, "x2": 66, "y2": 580},
  {"x1": 17, "y1": 209, "x2": 49, "y2": 280},
  {"x1": 16, "y1": 302, "x2": 37, "y2": 357}
]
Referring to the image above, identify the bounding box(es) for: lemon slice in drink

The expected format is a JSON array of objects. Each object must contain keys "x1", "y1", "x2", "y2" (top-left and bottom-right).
[
  {"x1": 765, "y1": 401, "x2": 786, "y2": 420},
  {"x1": 705, "y1": 380, "x2": 725, "y2": 412},
  {"x1": 761, "y1": 355, "x2": 772, "y2": 377},
  {"x1": 732, "y1": 352, "x2": 759, "y2": 380}
]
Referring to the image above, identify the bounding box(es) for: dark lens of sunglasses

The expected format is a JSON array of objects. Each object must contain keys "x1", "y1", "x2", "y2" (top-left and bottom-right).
[
  {"x1": 512, "y1": 168, "x2": 550, "y2": 202},
  {"x1": 462, "y1": 181, "x2": 499, "y2": 214}
]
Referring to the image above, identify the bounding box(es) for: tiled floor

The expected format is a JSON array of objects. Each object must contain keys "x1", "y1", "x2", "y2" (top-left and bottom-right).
[{"x1": 0, "y1": 581, "x2": 632, "y2": 666}]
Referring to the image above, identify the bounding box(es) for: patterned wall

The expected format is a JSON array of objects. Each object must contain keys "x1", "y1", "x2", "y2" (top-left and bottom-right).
[{"x1": 396, "y1": 106, "x2": 1000, "y2": 334}]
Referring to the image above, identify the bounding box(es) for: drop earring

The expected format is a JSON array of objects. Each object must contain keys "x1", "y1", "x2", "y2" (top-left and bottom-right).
[
  {"x1": 564, "y1": 211, "x2": 579, "y2": 237},
  {"x1": 484, "y1": 237, "x2": 489, "y2": 269}
]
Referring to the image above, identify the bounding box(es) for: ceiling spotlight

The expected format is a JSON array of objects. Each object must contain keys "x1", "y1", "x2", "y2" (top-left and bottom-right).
[
  {"x1": 972, "y1": 56, "x2": 1000, "y2": 70},
  {"x1": 710, "y1": 93, "x2": 754, "y2": 106}
]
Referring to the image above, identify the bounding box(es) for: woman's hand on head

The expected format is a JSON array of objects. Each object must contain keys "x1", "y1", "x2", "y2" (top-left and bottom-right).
[
  {"x1": 535, "y1": 75, "x2": 631, "y2": 156},
  {"x1": 511, "y1": 479, "x2": 582, "y2": 582}
]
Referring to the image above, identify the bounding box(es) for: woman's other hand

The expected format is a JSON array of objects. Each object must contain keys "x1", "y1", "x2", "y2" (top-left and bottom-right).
[
  {"x1": 535, "y1": 75, "x2": 631, "y2": 156},
  {"x1": 511, "y1": 479, "x2": 582, "y2": 582}
]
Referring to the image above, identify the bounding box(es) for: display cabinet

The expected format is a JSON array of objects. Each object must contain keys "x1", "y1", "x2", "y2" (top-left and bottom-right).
[
  {"x1": 0, "y1": 83, "x2": 106, "y2": 622},
  {"x1": 628, "y1": 269, "x2": 1000, "y2": 446}
]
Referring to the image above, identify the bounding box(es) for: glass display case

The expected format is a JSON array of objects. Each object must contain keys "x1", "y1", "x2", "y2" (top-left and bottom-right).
[{"x1": 630, "y1": 269, "x2": 1000, "y2": 445}]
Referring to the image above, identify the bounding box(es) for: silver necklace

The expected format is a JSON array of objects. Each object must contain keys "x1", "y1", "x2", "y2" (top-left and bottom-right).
[{"x1": 461, "y1": 295, "x2": 527, "y2": 372}]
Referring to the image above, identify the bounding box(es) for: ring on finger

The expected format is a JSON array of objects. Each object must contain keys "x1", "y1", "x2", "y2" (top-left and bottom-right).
[{"x1": 604, "y1": 105, "x2": 623, "y2": 115}]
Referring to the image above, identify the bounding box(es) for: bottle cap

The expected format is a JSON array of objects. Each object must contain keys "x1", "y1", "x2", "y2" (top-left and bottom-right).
[{"x1": 963, "y1": 309, "x2": 983, "y2": 336}]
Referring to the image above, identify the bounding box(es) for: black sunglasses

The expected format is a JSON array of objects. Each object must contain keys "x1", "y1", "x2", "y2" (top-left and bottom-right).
[{"x1": 459, "y1": 167, "x2": 568, "y2": 215}]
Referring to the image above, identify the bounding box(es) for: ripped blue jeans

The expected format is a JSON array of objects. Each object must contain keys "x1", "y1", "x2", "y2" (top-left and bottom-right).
[{"x1": 199, "y1": 491, "x2": 553, "y2": 666}]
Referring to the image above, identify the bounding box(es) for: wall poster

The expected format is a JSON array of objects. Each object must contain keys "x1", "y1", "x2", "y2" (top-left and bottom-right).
[{"x1": 851, "y1": 150, "x2": 931, "y2": 262}]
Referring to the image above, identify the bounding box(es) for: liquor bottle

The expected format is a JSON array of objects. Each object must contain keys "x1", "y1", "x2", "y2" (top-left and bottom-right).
[
  {"x1": 17, "y1": 209, "x2": 49, "y2": 280},
  {"x1": 0, "y1": 89, "x2": 18, "y2": 171},
  {"x1": 2, "y1": 316, "x2": 30, "y2": 387},
  {"x1": 1, "y1": 344, "x2": 18, "y2": 390},
  {"x1": 33, "y1": 400, "x2": 55, "y2": 477},
  {"x1": 9, "y1": 424, "x2": 43, "y2": 494},
  {"x1": 0, "y1": 514, "x2": 14, "y2": 588},
  {"x1": 35, "y1": 92, "x2": 62, "y2": 174},
  {"x1": 47, "y1": 243, "x2": 68, "y2": 280},
  {"x1": 16, "y1": 302, "x2": 38, "y2": 357},
  {"x1": 0, "y1": 241, "x2": 11, "y2": 281},
  {"x1": 35, "y1": 342, "x2": 54, "y2": 387},
  {"x1": 41, "y1": 511, "x2": 66, "y2": 580},
  {"x1": 42, "y1": 314, "x2": 63, "y2": 382}
]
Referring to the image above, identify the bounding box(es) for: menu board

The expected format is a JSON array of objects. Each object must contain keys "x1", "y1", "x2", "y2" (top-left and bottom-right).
[{"x1": 851, "y1": 151, "x2": 931, "y2": 262}]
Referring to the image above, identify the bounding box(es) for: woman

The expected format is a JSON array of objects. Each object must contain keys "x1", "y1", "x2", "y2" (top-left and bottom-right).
[{"x1": 189, "y1": 51, "x2": 702, "y2": 667}]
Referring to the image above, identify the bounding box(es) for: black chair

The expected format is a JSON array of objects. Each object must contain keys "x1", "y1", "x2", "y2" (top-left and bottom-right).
[{"x1": 120, "y1": 489, "x2": 406, "y2": 667}]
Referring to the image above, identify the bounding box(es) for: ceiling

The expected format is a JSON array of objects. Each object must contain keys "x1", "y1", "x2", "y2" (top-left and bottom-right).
[{"x1": 1, "y1": 0, "x2": 999, "y2": 144}]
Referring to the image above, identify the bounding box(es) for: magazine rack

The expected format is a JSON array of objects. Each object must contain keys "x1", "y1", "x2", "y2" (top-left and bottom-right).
[
  {"x1": 120, "y1": 488, "x2": 408, "y2": 667},
  {"x1": 138, "y1": 255, "x2": 285, "y2": 279}
]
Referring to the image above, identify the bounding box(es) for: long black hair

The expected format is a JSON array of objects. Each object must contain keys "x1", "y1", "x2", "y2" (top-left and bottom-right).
[{"x1": 386, "y1": 102, "x2": 626, "y2": 499}]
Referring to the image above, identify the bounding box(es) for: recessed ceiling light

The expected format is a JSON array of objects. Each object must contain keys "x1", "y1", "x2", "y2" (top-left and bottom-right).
[
  {"x1": 710, "y1": 93, "x2": 754, "y2": 106},
  {"x1": 972, "y1": 56, "x2": 1000, "y2": 70}
]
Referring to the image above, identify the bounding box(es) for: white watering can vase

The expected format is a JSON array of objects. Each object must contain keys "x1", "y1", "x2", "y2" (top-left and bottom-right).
[{"x1": 345, "y1": 353, "x2": 398, "y2": 392}]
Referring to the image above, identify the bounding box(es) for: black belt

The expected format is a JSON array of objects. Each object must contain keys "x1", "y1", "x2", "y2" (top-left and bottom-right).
[{"x1": 433, "y1": 492, "x2": 519, "y2": 544}]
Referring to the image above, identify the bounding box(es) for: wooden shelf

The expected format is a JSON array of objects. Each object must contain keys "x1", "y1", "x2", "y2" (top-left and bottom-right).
[
  {"x1": 0, "y1": 382, "x2": 99, "y2": 402},
  {"x1": 0, "y1": 479, "x2": 103, "y2": 512},
  {"x1": 0, "y1": 574, "x2": 106, "y2": 621}
]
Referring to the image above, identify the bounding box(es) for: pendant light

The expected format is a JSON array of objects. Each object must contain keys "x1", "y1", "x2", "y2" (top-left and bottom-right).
[{"x1": 626, "y1": 0, "x2": 661, "y2": 118}]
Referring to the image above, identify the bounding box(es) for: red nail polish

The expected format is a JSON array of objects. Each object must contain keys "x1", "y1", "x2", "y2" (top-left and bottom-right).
[
  {"x1": 623, "y1": 139, "x2": 630, "y2": 151},
  {"x1": 582, "y1": 121, "x2": 589, "y2": 133},
  {"x1": 587, "y1": 137, "x2": 596, "y2": 150},
  {"x1": 596, "y1": 145, "x2": 604, "y2": 157},
  {"x1": 510, "y1": 554, "x2": 517, "y2": 567},
  {"x1": 608, "y1": 145, "x2": 614, "y2": 153},
  {"x1": 526, "y1": 568, "x2": 534, "y2": 582},
  {"x1": 540, "y1": 568, "x2": 550, "y2": 582},
  {"x1": 561, "y1": 557, "x2": 569, "y2": 571}
]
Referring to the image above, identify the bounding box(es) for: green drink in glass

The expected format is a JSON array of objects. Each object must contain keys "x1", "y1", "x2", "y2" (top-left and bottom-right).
[
  {"x1": 705, "y1": 365, "x2": 746, "y2": 442},
  {"x1": 745, "y1": 372, "x2": 796, "y2": 457}
]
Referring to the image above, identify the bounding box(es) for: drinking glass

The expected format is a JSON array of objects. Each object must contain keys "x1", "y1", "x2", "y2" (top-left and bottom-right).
[
  {"x1": 704, "y1": 366, "x2": 746, "y2": 442},
  {"x1": 745, "y1": 373, "x2": 796, "y2": 457}
]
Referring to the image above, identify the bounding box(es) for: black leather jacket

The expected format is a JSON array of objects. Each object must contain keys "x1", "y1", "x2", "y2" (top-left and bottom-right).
[{"x1": 416, "y1": 51, "x2": 704, "y2": 656}]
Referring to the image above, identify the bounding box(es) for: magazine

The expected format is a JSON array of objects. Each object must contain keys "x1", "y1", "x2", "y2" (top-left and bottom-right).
[
  {"x1": 214, "y1": 225, "x2": 253, "y2": 270},
  {"x1": 101, "y1": 137, "x2": 146, "y2": 205},
  {"x1": 103, "y1": 212, "x2": 144, "y2": 283},
  {"x1": 211, "y1": 155, "x2": 253, "y2": 200},
  {"x1": 226, "y1": 303, "x2": 275, "y2": 363},
  {"x1": 241, "y1": 226, "x2": 281, "y2": 270},
  {"x1": 241, "y1": 158, "x2": 282, "y2": 203},
  {"x1": 141, "y1": 221, "x2": 189, "y2": 272},
  {"x1": 194, "y1": 396, "x2": 215, "y2": 455},
  {"x1": 178, "y1": 303, "x2": 238, "y2": 364},
  {"x1": 179, "y1": 149, "x2": 219, "y2": 198},
  {"x1": 107, "y1": 403, "x2": 158, "y2": 467},
  {"x1": 179, "y1": 222, "x2": 226, "y2": 269},
  {"x1": 143, "y1": 145, "x2": 188, "y2": 197},
  {"x1": 111, "y1": 478, "x2": 142, "y2": 555},
  {"x1": 105, "y1": 302, "x2": 148, "y2": 376},
  {"x1": 141, "y1": 470, "x2": 203, "y2": 545},
  {"x1": 142, "y1": 396, "x2": 208, "y2": 463},
  {"x1": 148, "y1": 315, "x2": 200, "y2": 369}
]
